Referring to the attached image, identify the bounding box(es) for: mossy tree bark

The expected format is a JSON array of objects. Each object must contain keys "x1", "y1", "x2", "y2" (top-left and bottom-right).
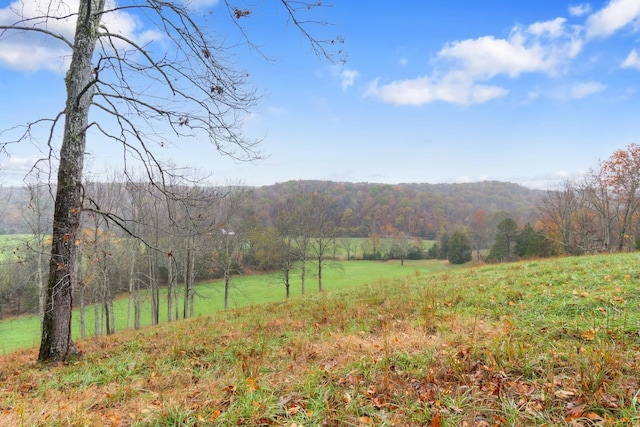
[{"x1": 38, "y1": 0, "x2": 105, "y2": 363}]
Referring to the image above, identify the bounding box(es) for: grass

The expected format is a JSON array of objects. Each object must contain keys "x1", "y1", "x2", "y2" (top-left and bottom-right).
[
  {"x1": 1, "y1": 253, "x2": 639, "y2": 425},
  {"x1": 0, "y1": 259, "x2": 454, "y2": 354}
]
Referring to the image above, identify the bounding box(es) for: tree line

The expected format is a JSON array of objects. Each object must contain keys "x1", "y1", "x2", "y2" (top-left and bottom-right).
[
  {"x1": 5, "y1": 138, "x2": 640, "y2": 327},
  {"x1": 0, "y1": 177, "x2": 535, "y2": 323},
  {"x1": 0, "y1": 0, "x2": 632, "y2": 368},
  {"x1": 2, "y1": 143, "x2": 640, "y2": 355}
]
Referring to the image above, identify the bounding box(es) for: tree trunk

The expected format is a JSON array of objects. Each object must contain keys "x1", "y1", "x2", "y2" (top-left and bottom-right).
[
  {"x1": 134, "y1": 281, "x2": 141, "y2": 330},
  {"x1": 79, "y1": 282, "x2": 85, "y2": 339},
  {"x1": 300, "y1": 256, "x2": 306, "y2": 295},
  {"x1": 167, "y1": 255, "x2": 174, "y2": 322},
  {"x1": 94, "y1": 297, "x2": 99, "y2": 336},
  {"x1": 224, "y1": 271, "x2": 230, "y2": 310},
  {"x1": 127, "y1": 249, "x2": 135, "y2": 329},
  {"x1": 183, "y1": 248, "x2": 190, "y2": 319},
  {"x1": 38, "y1": 0, "x2": 105, "y2": 362},
  {"x1": 148, "y1": 253, "x2": 159, "y2": 325},
  {"x1": 285, "y1": 269, "x2": 290, "y2": 299}
]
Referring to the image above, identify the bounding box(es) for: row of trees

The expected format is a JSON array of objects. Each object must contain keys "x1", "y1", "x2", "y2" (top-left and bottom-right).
[
  {"x1": 539, "y1": 143, "x2": 640, "y2": 255},
  {"x1": 0, "y1": 175, "x2": 251, "y2": 329},
  {"x1": 5, "y1": 142, "x2": 640, "y2": 332},
  {"x1": 427, "y1": 143, "x2": 640, "y2": 264},
  {"x1": 0, "y1": 180, "x2": 543, "y2": 239},
  {"x1": 0, "y1": 0, "x2": 342, "y2": 362}
]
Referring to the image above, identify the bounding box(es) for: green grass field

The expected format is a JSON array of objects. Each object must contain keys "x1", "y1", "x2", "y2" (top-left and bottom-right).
[
  {"x1": 0, "y1": 258, "x2": 453, "y2": 354},
  {"x1": 2, "y1": 252, "x2": 640, "y2": 425}
]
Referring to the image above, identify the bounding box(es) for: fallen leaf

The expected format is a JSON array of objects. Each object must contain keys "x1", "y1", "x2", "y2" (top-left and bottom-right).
[
  {"x1": 287, "y1": 406, "x2": 300, "y2": 416},
  {"x1": 581, "y1": 329, "x2": 596, "y2": 341},
  {"x1": 431, "y1": 410, "x2": 442, "y2": 427},
  {"x1": 565, "y1": 403, "x2": 585, "y2": 421},
  {"x1": 555, "y1": 389, "x2": 577, "y2": 399},
  {"x1": 246, "y1": 377, "x2": 259, "y2": 391}
]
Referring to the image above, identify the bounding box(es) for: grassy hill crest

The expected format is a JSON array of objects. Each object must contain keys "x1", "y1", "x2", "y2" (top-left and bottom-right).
[{"x1": 1, "y1": 254, "x2": 640, "y2": 425}]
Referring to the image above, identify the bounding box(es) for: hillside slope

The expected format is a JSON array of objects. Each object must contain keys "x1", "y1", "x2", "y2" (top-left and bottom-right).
[
  {"x1": 0, "y1": 180, "x2": 542, "y2": 236},
  {"x1": 1, "y1": 253, "x2": 639, "y2": 425}
]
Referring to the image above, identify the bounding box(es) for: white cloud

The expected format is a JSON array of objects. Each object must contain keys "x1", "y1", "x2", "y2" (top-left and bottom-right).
[
  {"x1": 0, "y1": 0, "x2": 76, "y2": 71},
  {"x1": 585, "y1": 0, "x2": 640, "y2": 39},
  {"x1": 341, "y1": 69, "x2": 359, "y2": 91},
  {"x1": 0, "y1": 0, "x2": 163, "y2": 73},
  {"x1": 527, "y1": 17, "x2": 567, "y2": 38},
  {"x1": 365, "y1": 74, "x2": 508, "y2": 106},
  {"x1": 569, "y1": 4, "x2": 591, "y2": 17},
  {"x1": 622, "y1": 49, "x2": 640, "y2": 69},
  {"x1": 0, "y1": 156, "x2": 43, "y2": 183},
  {"x1": 366, "y1": 17, "x2": 581, "y2": 106},
  {"x1": 550, "y1": 81, "x2": 607, "y2": 100},
  {"x1": 399, "y1": 56, "x2": 408, "y2": 67},
  {"x1": 438, "y1": 19, "x2": 582, "y2": 79},
  {"x1": 570, "y1": 81, "x2": 606, "y2": 98}
]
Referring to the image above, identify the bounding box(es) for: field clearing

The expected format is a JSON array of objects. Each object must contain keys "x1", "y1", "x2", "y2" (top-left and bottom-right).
[
  {"x1": 0, "y1": 253, "x2": 639, "y2": 425},
  {"x1": 0, "y1": 258, "x2": 454, "y2": 354}
]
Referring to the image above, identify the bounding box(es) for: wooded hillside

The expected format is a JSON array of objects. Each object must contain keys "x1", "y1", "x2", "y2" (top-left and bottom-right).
[{"x1": 0, "y1": 180, "x2": 542, "y2": 237}]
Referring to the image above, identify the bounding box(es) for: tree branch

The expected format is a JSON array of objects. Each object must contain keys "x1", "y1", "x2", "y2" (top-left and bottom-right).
[{"x1": 0, "y1": 25, "x2": 73, "y2": 49}]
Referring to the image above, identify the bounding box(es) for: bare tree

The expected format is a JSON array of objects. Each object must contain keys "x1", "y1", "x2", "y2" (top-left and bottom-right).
[
  {"x1": 468, "y1": 208, "x2": 489, "y2": 262},
  {"x1": 246, "y1": 224, "x2": 298, "y2": 299},
  {"x1": 21, "y1": 182, "x2": 54, "y2": 323},
  {"x1": 539, "y1": 180, "x2": 581, "y2": 254},
  {"x1": 275, "y1": 194, "x2": 314, "y2": 295},
  {"x1": 309, "y1": 192, "x2": 339, "y2": 291},
  {"x1": 212, "y1": 186, "x2": 250, "y2": 310},
  {"x1": 601, "y1": 143, "x2": 640, "y2": 251},
  {"x1": 1, "y1": 0, "x2": 340, "y2": 362}
]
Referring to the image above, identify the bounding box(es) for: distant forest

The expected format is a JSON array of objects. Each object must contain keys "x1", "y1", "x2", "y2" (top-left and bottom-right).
[{"x1": 0, "y1": 180, "x2": 542, "y2": 238}]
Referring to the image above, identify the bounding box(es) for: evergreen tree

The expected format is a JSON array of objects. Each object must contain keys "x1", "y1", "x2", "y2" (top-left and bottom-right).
[
  {"x1": 427, "y1": 242, "x2": 439, "y2": 259},
  {"x1": 438, "y1": 232, "x2": 450, "y2": 260},
  {"x1": 487, "y1": 218, "x2": 519, "y2": 262},
  {"x1": 448, "y1": 231, "x2": 472, "y2": 264}
]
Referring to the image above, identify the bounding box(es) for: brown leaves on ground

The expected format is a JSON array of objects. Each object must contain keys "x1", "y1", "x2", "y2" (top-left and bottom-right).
[{"x1": 0, "y1": 279, "x2": 639, "y2": 426}]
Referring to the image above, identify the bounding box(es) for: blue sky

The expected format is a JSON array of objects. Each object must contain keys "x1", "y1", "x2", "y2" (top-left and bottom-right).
[{"x1": 1, "y1": 1, "x2": 640, "y2": 189}]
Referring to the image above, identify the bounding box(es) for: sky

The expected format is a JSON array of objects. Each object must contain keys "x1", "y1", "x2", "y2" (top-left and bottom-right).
[{"x1": 1, "y1": 0, "x2": 640, "y2": 189}]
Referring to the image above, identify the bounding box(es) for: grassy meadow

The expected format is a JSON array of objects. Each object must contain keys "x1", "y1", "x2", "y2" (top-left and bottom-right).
[
  {"x1": 1, "y1": 253, "x2": 640, "y2": 425},
  {"x1": 0, "y1": 258, "x2": 451, "y2": 354}
]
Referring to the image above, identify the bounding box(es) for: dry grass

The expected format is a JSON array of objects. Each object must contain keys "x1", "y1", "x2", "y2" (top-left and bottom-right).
[{"x1": 1, "y1": 254, "x2": 640, "y2": 426}]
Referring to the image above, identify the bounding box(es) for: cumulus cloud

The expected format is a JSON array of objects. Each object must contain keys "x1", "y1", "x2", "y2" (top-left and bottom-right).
[
  {"x1": 0, "y1": 0, "x2": 76, "y2": 71},
  {"x1": 527, "y1": 17, "x2": 568, "y2": 38},
  {"x1": 365, "y1": 74, "x2": 508, "y2": 106},
  {"x1": 622, "y1": 49, "x2": 640, "y2": 69},
  {"x1": 569, "y1": 3, "x2": 591, "y2": 17},
  {"x1": 0, "y1": 0, "x2": 163, "y2": 73},
  {"x1": 585, "y1": 0, "x2": 640, "y2": 39},
  {"x1": 366, "y1": 17, "x2": 581, "y2": 106}
]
